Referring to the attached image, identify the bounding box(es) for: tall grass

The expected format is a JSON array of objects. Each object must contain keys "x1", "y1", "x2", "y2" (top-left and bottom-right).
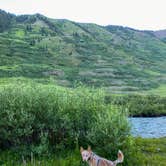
[
  {"x1": 1, "y1": 138, "x2": 166, "y2": 166},
  {"x1": 0, "y1": 83, "x2": 136, "y2": 165}
]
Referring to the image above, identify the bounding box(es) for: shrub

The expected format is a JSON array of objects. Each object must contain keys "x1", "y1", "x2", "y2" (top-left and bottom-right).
[
  {"x1": 106, "y1": 94, "x2": 166, "y2": 117},
  {"x1": 0, "y1": 84, "x2": 104, "y2": 152},
  {"x1": 0, "y1": 83, "x2": 136, "y2": 165},
  {"x1": 87, "y1": 106, "x2": 134, "y2": 165}
]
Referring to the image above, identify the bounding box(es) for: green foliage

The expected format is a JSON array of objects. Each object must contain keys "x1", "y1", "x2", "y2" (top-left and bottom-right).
[
  {"x1": 134, "y1": 137, "x2": 166, "y2": 166},
  {"x1": 87, "y1": 107, "x2": 132, "y2": 165},
  {"x1": 0, "y1": 150, "x2": 86, "y2": 166},
  {"x1": 109, "y1": 94, "x2": 166, "y2": 117},
  {"x1": 0, "y1": 83, "x2": 137, "y2": 165},
  {"x1": 1, "y1": 138, "x2": 166, "y2": 166},
  {"x1": 0, "y1": 9, "x2": 165, "y2": 166},
  {"x1": 0, "y1": 10, "x2": 166, "y2": 92},
  {"x1": 0, "y1": 84, "x2": 99, "y2": 150},
  {"x1": 0, "y1": 9, "x2": 15, "y2": 32},
  {"x1": 147, "y1": 84, "x2": 166, "y2": 97}
]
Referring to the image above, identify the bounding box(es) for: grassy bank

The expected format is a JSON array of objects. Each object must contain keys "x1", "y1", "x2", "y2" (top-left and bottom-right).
[
  {"x1": 134, "y1": 137, "x2": 166, "y2": 166},
  {"x1": 0, "y1": 138, "x2": 166, "y2": 166}
]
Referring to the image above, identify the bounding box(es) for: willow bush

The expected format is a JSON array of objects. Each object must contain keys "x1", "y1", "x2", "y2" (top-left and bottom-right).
[
  {"x1": 87, "y1": 106, "x2": 136, "y2": 165},
  {"x1": 0, "y1": 83, "x2": 136, "y2": 165},
  {"x1": 0, "y1": 84, "x2": 102, "y2": 148}
]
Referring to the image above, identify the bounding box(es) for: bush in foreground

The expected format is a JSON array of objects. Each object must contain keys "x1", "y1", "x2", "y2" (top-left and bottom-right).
[{"x1": 0, "y1": 83, "x2": 137, "y2": 165}]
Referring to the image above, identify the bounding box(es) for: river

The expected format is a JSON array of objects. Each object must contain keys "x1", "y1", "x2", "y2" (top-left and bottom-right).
[{"x1": 129, "y1": 116, "x2": 166, "y2": 138}]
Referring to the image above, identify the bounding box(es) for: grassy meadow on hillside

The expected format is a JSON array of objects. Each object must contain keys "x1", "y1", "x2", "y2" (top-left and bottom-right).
[
  {"x1": 0, "y1": 9, "x2": 166, "y2": 93},
  {"x1": 147, "y1": 84, "x2": 166, "y2": 97}
]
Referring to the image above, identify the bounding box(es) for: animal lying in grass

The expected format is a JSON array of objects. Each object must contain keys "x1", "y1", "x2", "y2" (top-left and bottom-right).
[{"x1": 80, "y1": 146, "x2": 124, "y2": 166}]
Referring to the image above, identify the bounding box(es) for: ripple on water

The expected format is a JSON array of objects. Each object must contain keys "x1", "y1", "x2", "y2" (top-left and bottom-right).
[{"x1": 129, "y1": 117, "x2": 166, "y2": 138}]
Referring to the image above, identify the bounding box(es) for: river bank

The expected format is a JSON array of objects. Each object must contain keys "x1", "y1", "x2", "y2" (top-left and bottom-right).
[
  {"x1": 134, "y1": 137, "x2": 166, "y2": 166},
  {"x1": 106, "y1": 94, "x2": 166, "y2": 117}
]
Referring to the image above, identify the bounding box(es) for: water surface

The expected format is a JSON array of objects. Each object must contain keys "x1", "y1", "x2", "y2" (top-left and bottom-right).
[{"x1": 129, "y1": 117, "x2": 166, "y2": 138}]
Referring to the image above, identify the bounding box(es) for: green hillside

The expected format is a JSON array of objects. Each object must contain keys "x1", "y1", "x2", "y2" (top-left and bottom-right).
[{"x1": 0, "y1": 9, "x2": 166, "y2": 93}]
